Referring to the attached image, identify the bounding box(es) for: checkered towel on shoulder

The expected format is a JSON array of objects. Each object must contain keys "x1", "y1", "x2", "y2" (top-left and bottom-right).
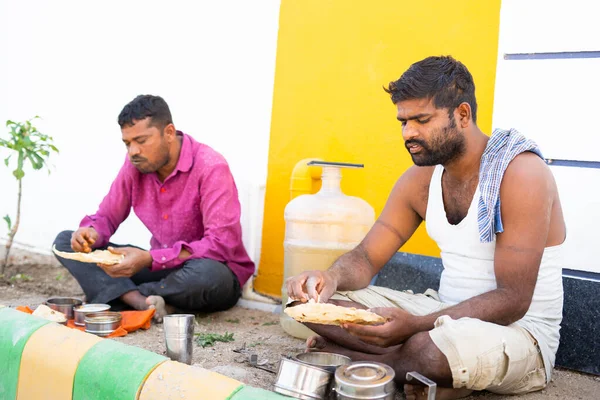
[{"x1": 478, "y1": 128, "x2": 544, "y2": 243}]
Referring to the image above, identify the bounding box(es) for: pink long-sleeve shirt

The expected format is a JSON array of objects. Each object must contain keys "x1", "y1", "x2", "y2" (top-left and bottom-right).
[{"x1": 80, "y1": 132, "x2": 255, "y2": 287}]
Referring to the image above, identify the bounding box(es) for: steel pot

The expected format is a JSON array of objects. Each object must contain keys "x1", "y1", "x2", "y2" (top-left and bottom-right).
[
  {"x1": 45, "y1": 297, "x2": 83, "y2": 320},
  {"x1": 274, "y1": 357, "x2": 334, "y2": 399},
  {"x1": 294, "y1": 352, "x2": 352, "y2": 374}
]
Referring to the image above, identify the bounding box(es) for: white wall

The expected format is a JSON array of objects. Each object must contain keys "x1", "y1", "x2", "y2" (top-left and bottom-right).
[
  {"x1": 493, "y1": 0, "x2": 600, "y2": 273},
  {"x1": 0, "y1": 0, "x2": 280, "y2": 261}
]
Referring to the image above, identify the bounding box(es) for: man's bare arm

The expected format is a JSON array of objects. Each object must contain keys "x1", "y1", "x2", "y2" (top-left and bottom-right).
[{"x1": 329, "y1": 166, "x2": 430, "y2": 291}]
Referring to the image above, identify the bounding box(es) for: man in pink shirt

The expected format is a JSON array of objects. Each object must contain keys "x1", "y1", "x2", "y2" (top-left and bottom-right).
[{"x1": 53, "y1": 95, "x2": 255, "y2": 321}]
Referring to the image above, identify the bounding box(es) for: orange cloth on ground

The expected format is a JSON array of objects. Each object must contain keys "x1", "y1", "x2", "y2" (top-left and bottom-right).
[{"x1": 15, "y1": 306, "x2": 154, "y2": 338}]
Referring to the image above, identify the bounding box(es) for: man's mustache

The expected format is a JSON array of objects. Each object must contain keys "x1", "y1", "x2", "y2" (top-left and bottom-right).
[{"x1": 405, "y1": 139, "x2": 428, "y2": 150}]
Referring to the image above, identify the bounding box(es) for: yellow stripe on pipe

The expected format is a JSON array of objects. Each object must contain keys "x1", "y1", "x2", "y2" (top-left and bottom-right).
[
  {"x1": 16, "y1": 323, "x2": 103, "y2": 400},
  {"x1": 139, "y1": 361, "x2": 243, "y2": 400}
]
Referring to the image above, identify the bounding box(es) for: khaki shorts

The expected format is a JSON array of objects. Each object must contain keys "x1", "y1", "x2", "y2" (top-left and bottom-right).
[{"x1": 332, "y1": 286, "x2": 547, "y2": 394}]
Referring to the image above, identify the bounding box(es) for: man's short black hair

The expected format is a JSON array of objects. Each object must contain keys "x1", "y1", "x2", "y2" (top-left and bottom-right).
[
  {"x1": 384, "y1": 55, "x2": 478, "y2": 123},
  {"x1": 118, "y1": 95, "x2": 173, "y2": 129}
]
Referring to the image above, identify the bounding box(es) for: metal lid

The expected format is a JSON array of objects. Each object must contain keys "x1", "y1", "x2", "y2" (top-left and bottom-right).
[
  {"x1": 335, "y1": 362, "x2": 395, "y2": 398},
  {"x1": 75, "y1": 304, "x2": 111, "y2": 313}
]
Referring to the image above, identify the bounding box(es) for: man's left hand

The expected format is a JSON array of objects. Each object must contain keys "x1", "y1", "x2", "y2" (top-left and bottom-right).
[
  {"x1": 97, "y1": 246, "x2": 152, "y2": 278},
  {"x1": 342, "y1": 307, "x2": 420, "y2": 347}
]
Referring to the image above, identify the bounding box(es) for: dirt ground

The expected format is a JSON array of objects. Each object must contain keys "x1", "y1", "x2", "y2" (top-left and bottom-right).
[{"x1": 1, "y1": 257, "x2": 599, "y2": 399}]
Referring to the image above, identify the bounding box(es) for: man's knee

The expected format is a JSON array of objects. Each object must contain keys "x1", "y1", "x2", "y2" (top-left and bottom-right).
[
  {"x1": 182, "y1": 258, "x2": 234, "y2": 290},
  {"x1": 173, "y1": 258, "x2": 239, "y2": 311},
  {"x1": 402, "y1": 331, "x2": 453, "y2": 386},
  {"x1": 53, "y1": 230, "x2": 74, "y2": 251},
  {"x1": 403, "y1": 331, "x2": 441, "y2": 359}
]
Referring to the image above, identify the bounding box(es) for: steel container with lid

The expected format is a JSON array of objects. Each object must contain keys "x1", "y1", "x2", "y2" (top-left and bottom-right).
[
  {"x1": 74, "y1": 303, "x2": 111, "y2": 326},
  {"x1": 84, "y1": 311, "x2": 122, "y2": 337},
  {"x1": 334, "y1": 362, "x2": 395, "y2": 400}
]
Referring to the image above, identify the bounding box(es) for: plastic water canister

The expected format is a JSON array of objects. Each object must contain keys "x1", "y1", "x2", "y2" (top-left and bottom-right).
[{"x1": 280, "y1": 161, "x2": 375, "y2": 339}]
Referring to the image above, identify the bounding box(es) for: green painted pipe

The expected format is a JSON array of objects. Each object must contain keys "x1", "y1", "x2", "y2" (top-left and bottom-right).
[
  {"x1": 73, "y1": 338, "x2": 167, "y2": 400},
  {"x1": 0, "y1": 308, "x2": 51, "y2": 400},
  {"x1": 0, "y1": 307, "x2": 298, "y2": 400}
]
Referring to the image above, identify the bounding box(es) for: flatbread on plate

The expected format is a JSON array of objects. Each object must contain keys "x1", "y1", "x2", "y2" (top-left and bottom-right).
[
  {"x1": 284, "y1": 299, "x2": 386, "y2": 326},
  {"x1": 52, "y1": 245, "x2": 124, "y2": 265},
  {"x1": 32, "y1": 304, "x2": 67, "y2": 323}
]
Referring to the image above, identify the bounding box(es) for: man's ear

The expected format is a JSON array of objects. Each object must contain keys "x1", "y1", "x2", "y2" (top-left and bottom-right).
[
  {"x1": 164, "y1": 123, "x2": 177, "y2": 141},
  {"x1": 457, "y1": 102, "x2": 472, "y2": 128}
]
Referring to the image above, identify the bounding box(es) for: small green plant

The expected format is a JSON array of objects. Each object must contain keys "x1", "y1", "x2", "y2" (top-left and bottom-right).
[
  {"x1": 226, "y1": 318, "x2": 240, "y2": 324},
  {"x1": 247, "y1": 341, "x2": 262, "y2": 348},
  {"x1": 262, "y1": 321, "x2": 277, "y2": 326},
  {"x1": 195, "y1": 332, "x2": 234, "y2": 348},
  {"x1": 9, "y1": 273, "x2": 32, "y2": 283},
  {"x1": 55, "y1": 273, "x2": 64, "y2": 281},
  {"x1": 1, "y1": 117, "x2": 58, "y2": 274}
]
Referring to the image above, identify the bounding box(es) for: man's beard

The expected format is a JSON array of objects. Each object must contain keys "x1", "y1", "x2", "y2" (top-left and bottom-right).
[
  {"x1": 130, "y1": 142, "x2": 170, "y2": 173},
  {"x1": 405, "y1": 118, "x2": 466, "y2": 166}
]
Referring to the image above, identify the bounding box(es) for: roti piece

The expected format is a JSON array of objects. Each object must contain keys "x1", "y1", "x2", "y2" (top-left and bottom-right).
[
  {"x1": 284, "y1": 299, "x2": 386, "y2": 326},
  {"x1": 52, "y1": 245, "x2": 124, "y2": 265},
  {"x1": 32, "y1": 304, "x2": 67, "y2": 323}
]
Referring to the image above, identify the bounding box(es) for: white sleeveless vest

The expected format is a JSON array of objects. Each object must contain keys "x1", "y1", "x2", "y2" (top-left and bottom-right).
[{"x1": 425, "y1": 165, "x2": 564, "y2": 382}]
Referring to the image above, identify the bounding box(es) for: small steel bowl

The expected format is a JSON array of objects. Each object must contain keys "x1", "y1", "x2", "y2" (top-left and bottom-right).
[
  {"x1": 74, "y1": 304, "x2": 111, "y2": 326},
  {"x1": 84, "y1": 311, "x2": 122, "y2": 337},
  {"x1": 274, "y1": 357, "x2": 334, "y2": 399},
  {"x1": 45, "y1": 297, "x2": 83, "y2": 320},
  {"x1": 294, "y1": 352, "x2": 352, "y2": 374}
]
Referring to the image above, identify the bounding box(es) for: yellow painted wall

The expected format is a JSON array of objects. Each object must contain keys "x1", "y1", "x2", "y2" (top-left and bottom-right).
[{"x1": 255, "y1": 0, "x2": 502, "y2": 296}]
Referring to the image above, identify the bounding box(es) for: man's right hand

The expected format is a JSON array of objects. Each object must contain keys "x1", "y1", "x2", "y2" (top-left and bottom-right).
[
  {"x1": 285, "y1": 270, "x2": 338, "y2": 303},
  {"x1": 70, "y1": 227, "x2": 99, "y2": 253}
]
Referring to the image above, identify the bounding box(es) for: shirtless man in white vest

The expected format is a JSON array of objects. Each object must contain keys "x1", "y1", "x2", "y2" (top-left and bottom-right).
[{"x1": 285, "y1": 55, "x2": 566, "y2": 400}]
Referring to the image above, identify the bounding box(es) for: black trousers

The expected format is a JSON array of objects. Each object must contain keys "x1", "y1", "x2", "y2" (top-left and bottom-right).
[{"x1": 53, "y1": 230, "x2": 241, "y2": 312}]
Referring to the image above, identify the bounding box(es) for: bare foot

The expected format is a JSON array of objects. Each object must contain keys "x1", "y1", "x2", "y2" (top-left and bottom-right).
[
  {"x1": 306, "y1": 335, "x2": 347, "y2": 353},
  {"x1": 404, "y1": 384, "x2": 472, "y2": 400},
  {"x1": 304, "y1": 319, "x2": 399, "y2": 355},
  {"x1": 121, "y1": 290, "x2": 148, "y2": 310},
  {"x1": 305, "y1": 335, "x2": 392, "y2": 365},
  {"x1": 146, "y1": 295, "x2": 175, "y2": 323}
]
